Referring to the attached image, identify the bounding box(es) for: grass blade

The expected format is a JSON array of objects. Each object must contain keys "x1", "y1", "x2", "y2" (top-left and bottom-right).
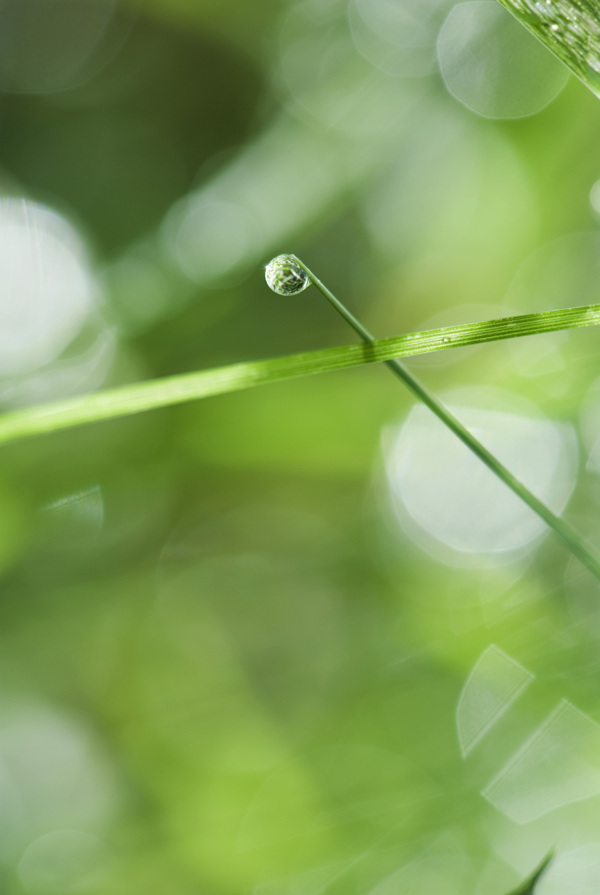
[
  {"x1": 497, "y1": 0, "x2": 600, "y2": 99},
  {"x1": 505, "y1": 852, "x2": 553, "y2": 895},
  {"x1": 0, "y1": 302, "x2": 599, "y2": 446}
]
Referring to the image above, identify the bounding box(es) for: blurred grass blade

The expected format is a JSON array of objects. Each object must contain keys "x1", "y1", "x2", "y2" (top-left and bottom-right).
[
  {"x1": 496, "y1": 0, "x2": 600, "y2": 98},
  {"x1": 505, "y1": 852, "x2": 553, "y2": 895},
  {"x1": 0, "y1": 302, "x2": 599, "y2": 446}
]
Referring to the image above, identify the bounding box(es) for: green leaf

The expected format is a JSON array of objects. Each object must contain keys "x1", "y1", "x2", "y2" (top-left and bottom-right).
[{"x1": 506, "y1": 853, "x2": 553, "y2": 895}]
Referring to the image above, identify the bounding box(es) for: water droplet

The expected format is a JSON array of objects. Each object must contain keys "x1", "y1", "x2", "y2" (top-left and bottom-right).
[
  {"x1": 442, "y1": 336, "x2": 451, "y2": 343},
  {"x1": 265, "y1": 255, "x2": 310, "y2": 296}
]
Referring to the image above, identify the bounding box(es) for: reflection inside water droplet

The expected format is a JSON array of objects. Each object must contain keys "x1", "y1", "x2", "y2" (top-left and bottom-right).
[{"x1": 265, "y1": 254, "x2": 310, "y2": 296}]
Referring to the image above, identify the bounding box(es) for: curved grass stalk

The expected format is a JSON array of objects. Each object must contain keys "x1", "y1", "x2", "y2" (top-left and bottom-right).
[{"x1": 0, "y1": 300, "x2": 599, "y2": 448}]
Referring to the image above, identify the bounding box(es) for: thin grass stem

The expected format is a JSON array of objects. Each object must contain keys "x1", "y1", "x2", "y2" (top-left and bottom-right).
[{"x1": 293, "y1": 255, "x2": 600, "y2": 581}]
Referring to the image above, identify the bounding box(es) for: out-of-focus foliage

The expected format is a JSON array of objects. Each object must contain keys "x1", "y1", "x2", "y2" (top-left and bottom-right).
[
  {"x1": 508, "y1": 853, "x2": 553, "y2": 895},
  {"x1": 2, "y1": 1, "x2": 600, "y2": 894}
]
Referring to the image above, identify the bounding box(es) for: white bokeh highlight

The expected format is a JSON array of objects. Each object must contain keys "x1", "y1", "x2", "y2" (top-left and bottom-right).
[
  {"x1": 579, "y1": 376, "x2": 600, "y2": 474},
  {"x1": 278, "y1": 0, "x2": 415, "y2": 135},
  {"x1": 0, "y1": 703, "x2": 118, "y2": 859},
  {"x1": 590, "y1": 180, "x2": 600, "y2": 218},
  {"x1": 437, "y1": 2, "x2": 569, "y2": 119},
  {"x1": 0, "y1": 199, "x2": 96, "y2": 376},
  {"x1": 483, "y1": 700, "x2": 600, "y2": 824},
  {"x1": 459, "y1": 649, "x2": 600, "y2": 825},
  {"x1": 456, "y1": 645, "x2": 534, "y2": 757},
  {"x1": 349, "y1": 0, "x2": 450, "y2": 78},
  {"x1": 383, "y1": 388, "x2": 579, "y2": 564},
  {"x1": 538, "y1": 847, "x2": 600, "y2": 895}
]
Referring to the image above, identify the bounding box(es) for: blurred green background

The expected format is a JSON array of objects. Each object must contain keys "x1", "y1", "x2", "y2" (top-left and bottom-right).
[{"x1": 3, "y1": 0, "x2": 600, "y2": 892}]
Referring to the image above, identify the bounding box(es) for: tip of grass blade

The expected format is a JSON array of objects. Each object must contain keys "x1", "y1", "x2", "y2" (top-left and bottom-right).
[{"x1": 505, "y1": 852, "x2": 554, "y2": 895}]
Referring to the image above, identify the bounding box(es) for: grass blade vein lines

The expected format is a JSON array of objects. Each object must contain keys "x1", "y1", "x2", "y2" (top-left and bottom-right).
[{"x1": 0, "y1": 302, "x2": 599, "y2": 445}]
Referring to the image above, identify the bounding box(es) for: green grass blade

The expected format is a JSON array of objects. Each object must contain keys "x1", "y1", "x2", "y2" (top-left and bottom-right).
[
  {"x1": 505, "y1": 852, "x2": 553, "y2": 895},
  {"x1": 496, "y1": 0, "x2": 600, "y2": 99},
  {"x1": 0, "y1": 302, "x2": 599, "y2": 446}
]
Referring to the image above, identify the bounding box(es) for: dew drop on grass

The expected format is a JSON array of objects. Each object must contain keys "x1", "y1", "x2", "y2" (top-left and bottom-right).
[{"x1": 265, "y1": 255, "x2": 310, "y2": 296}]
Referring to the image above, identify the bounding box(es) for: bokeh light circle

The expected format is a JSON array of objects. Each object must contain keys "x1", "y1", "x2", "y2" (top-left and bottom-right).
[
  {"x1": 348, "y1": 0, "x2": 450, "y2": 78},
  {"x1": 437, "y1": 2, "x2": 569, "y2": 119},
  {"x1": 383, "y1": 387, "x2": 578, "y2": 565},
  {"x1": 278, "y1": 0, "x2": 410, "y2": 135},
  {"x1": 0, "y1": 199, "x2": 97, "y2": 377}
]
